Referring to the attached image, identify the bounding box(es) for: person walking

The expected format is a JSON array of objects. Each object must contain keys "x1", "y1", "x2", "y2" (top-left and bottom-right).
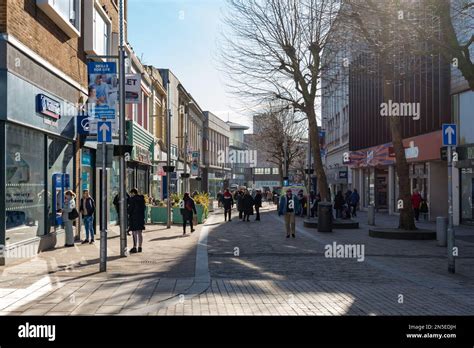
[
  {"x1": 267, "y1": 190, "x2": 273, "y2": 204},
  {"x1": 242, "y1": 190, "x2": 254, "y2": 222},
  {"x1": 345, "y1": 189, "x2": 353, "y2": 206},
  {"x1": 128, "y1": 188, "x2": 146, "y2": 253},
  {"x1": 79, "y1": 189, "x2": 95, "y2": 244},
  {"x1": 61, "y1": 190, "x2": 77, "y2": 247},
  {"x1": 254, "y1": 190, "x2": 262, "y2": 221},
  {"x1": 278, "y1": 189, "x2": 297, "y2": 238},
  {"x1": 216, "y1": 191, "x2": 223, "y2": 208},
  {"x1": 181, "y1": 192, "x2": 197, "y2": 235},
  {"x1": 411, "y1": 189, "x2": 423, "y2": 222},
  {"x1": 349, "y1": 189, "x2": 360, "y2": 217},
  {"x1": 334, "y1": 191, "x2": 345, "y2": 219},
  {"x1": 221, "y1": 189, "x2": 234, "y2": 222}
]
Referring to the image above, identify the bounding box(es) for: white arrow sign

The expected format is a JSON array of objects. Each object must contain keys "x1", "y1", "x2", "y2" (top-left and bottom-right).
[
  {"x1": 99, "y1": 123, "x2": 110, "y2": 139},
  {"x1": 445, "y1": 126, "x2": 455, "y2": 145}
]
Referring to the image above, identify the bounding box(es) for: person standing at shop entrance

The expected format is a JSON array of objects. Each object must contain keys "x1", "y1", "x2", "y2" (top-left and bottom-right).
[
  {"x1": 60, "y1": 190, "x2": 77, "y2": 247},
  {"x1": 79, "y1": 189, "x2": 95, "y2": 244}
]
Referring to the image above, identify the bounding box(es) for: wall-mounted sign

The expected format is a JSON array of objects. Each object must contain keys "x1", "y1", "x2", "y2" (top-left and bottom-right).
[
  {"x1": 125, "y1": 74, "x2": 142, "y2": 104},
  {"x1": 191, "y1": 151, "x2": 200, "y2": 176},
  {"x1": 134, "y1": 144, "x2": 152, "y2": 165},
  {"x1": 36, "y1": 94, "x2": 61, "y2": 120},
  {"x1": 338, "y1": 171, "x2": 348, "y2": 179}
]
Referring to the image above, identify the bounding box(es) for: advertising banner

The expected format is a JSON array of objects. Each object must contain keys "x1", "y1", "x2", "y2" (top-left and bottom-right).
[
  {"x1": 125, "y1": 74, "x2": 142, "y2": 104},
  {"x1": 87, "y1": 62, "x2": 118, "y2": 119},
  {"x1": 191, "y1": 151, "x2": 200, "y2": 176}
]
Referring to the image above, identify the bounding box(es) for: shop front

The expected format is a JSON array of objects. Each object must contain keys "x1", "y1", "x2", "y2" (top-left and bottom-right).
[
  {"x1": 0, "y1": 61, "x2": 84, "y2": 261},
  {"x1": 455, "y1": 145, "x2": 474, "y2": 225},
  {"x1": 349, "y1": 131, "x2": 447, "y2": 220},
  {"x1": 126, "y1": 121, "x2": 155, "y2": 197}
]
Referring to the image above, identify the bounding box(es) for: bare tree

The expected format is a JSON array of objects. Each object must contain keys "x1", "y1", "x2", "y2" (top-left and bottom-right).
[
  {"x1": 220, "y1": 0, "x2": 342, "y2": 201},
  {"x1": 247, "y1": 104, "x2": 307, "y2": 186},
  {"x1": 339, "y1": 0, "x2": 446, "y2": 230}
]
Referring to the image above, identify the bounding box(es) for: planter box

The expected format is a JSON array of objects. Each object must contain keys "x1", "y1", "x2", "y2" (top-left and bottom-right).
[
  {"x1": 150, "y1": 206, "x2": 168, "y2": 223},
  {"x1": 172, "y1": 207, "x2": 183, "y2": 224},
  {"x1": 196, "y1": 204, "x2": 207, "y2": 224}
]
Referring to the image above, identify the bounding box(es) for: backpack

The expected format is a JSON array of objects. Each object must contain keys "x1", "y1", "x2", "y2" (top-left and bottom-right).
[{"x1": 185, "y1": 199, "x2": 193, "y2": 212}]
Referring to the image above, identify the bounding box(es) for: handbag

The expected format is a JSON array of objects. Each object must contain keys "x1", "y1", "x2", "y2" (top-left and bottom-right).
[
  {"x1": 419, "y1": 201, "x2": 428, "y2": 213},
  {"x1": 68, "y1": 208, "x2": 79, "y2": 220}
]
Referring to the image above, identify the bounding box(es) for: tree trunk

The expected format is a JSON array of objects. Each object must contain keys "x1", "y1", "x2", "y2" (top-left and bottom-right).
[
  {"x1": 383, "y1": 68, "x2": 417, "y2": 230},
  {"x1": 306, "y1": 105, "x2": 330, "y2": 202}
]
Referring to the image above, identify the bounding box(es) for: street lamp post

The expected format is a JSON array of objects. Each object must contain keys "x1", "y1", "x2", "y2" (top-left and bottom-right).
[{"x1": 118, "y1": 0, "x2": 127, "y2": 257}]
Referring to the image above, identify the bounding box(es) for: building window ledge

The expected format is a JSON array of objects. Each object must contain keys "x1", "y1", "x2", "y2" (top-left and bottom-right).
[{"x1": 36, "y1": 0, "x2": 81, "y2": 38}]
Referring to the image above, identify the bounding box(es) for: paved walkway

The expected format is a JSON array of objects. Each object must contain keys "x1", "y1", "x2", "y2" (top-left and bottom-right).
[{"x1": 0, "y1": 202, "x2": 473, "y2": 315}]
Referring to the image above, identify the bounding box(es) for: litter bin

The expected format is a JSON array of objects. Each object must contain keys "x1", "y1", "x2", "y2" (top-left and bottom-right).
[
  {"x1": 436, "y1": 216, "x2": 447, "y2": 247},
  {"x1": 318, "y1": 202, "x2": 333, "y2": 232}
]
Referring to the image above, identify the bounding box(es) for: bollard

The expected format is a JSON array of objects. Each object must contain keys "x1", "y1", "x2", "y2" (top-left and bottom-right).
[
  {"x1": 436, "y1": 216, "x2": 447, "y2": 247},
  {"x1": 368, "y1": 205, "x2": 375, "y2": 226}
]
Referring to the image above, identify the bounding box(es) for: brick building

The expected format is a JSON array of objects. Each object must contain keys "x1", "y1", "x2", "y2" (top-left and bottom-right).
[{"x1": 0, "y1": 0, "x2": 125, "y2": 263}]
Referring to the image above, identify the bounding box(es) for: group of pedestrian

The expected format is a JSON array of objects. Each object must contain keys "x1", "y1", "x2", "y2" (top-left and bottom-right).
[
  {"x1": 228, "y1": 189, "x2": 263, "y2": 222},
  {"x1": 333, "y1": 189, "x2": 360, "y2": 219}
]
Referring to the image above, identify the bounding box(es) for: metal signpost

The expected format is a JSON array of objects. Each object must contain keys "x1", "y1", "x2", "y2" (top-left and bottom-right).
[
  {"x1": 98, "y1": 121, "x2": 112, "y2": 272},
  {"x1": 88, "y1": 58, "x2": 116, "y2": 272},
  {"x1": 442, "y1": 123, "x2": 457, "y2": 273}
]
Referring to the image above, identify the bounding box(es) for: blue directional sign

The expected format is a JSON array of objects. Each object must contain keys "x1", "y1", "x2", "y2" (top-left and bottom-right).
[
  {"x1": 97, "y1": 121, "x2": 112, "y2": 143},
  {"x1": 442, "y1": 124, "x2": 457, "y2": 146},
  {"x1": 77, "y1": 115, "x2": 90, "y2": 135}
]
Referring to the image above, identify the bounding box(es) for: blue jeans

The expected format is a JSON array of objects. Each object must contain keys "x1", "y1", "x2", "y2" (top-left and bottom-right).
[{"x1": 83, "y1": 215, "x2": 94, "y2": 240}]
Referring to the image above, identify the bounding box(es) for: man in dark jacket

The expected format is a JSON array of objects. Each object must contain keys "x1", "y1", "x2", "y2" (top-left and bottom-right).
[
  {"x1": 79, "y1": 189, "x2": 95, "y2": 244},
  {"x1": 128, "y1": 188, "x2": 146, "y2": 253},
  {"x1": 350, "y1": 189, "x2": 360, "y2": 217},
  {"x1": 242, "y1": 190, "x2": 254, "y2": 222},
  {"x1": 254, "y1": 190, "x2": 262, "y2": 221},
  {"x1": 181, "y1": 192, "x2": 197, "y2": 235},
  {"x1": 221, "y1": 189, "x2": 234, "y2": 222}
]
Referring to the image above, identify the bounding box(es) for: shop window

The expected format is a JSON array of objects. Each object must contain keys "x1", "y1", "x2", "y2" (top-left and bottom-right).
[{"x1": 5, "y1": 125, "x2": 46, "y2": 244}]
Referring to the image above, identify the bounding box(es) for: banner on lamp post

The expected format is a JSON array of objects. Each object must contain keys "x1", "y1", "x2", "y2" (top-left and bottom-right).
[{"x1": 125, "y1": 74, "x2": 142, "y2": 104}]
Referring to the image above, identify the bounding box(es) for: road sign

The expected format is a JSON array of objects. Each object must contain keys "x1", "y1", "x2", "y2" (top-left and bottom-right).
[
  {"x1": 98, "y1": 121, "x2": 112, "y2": 143},
  {"x1": 77, "y1": 115, "x2": 90, "y2": 135},
  {"x1": 442, "y1": 124, "x2": 457, "y2": 146}
]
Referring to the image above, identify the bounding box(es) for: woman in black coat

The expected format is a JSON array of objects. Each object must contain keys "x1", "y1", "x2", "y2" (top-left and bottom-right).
[
  {"x1": 242, "y1": 190, "x2": 254, "y2": 222},
  {"x1": 127, "y1": 188, "x2": 146, "y2": 253}
]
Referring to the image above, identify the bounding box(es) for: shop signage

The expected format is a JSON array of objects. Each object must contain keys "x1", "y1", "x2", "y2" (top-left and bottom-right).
[
  {"x1": 134, "y1": 144, "x2": 152, "y2": 165},
  {"x1": 338, "y1": 171, "x2": 348, "y2": 179},
  {"x1": 36, "y1": 94, "x2": 61, "y2": 120}
]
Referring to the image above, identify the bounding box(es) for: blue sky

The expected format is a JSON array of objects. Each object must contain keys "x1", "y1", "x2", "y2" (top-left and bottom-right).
[{"x1": 128, "y1": 0, "x2": 251, "y2": 128}]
